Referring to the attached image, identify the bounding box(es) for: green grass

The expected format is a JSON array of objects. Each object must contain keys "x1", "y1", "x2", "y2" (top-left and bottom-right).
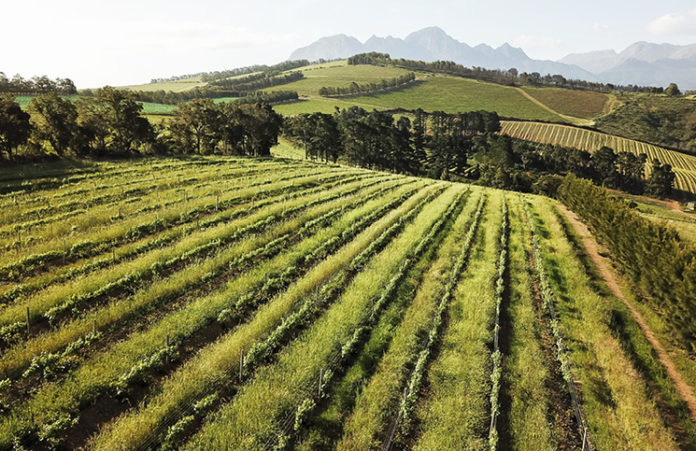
[
  {"x1": 183, "y1": 185, "x2": 460, "y2": 449},
  {"x1": 529, "y1": 197, "x2": 678, "y2": 450},
  {"x1": 274, "y1": 75, "x2": 565, "y2": 122},
  {"x1": 595, "y1": 94, "x2": 696, "y2": 153},
  {"x1": 270, "y1": 138, "x2": 305, "y2": 160},
  {"x1": 335, "y1": 189, "x2": 477, "y2": 450},
  {"x1": 119, "y1": 77, "x2": 207, "y2": 92},
  {"x1": 266, "y1": 62, "x2": 412, "y2": 97},
  {"x1": 411, "y1": 191, "x2": 503, "y2": 450},
  {"x1": 501, "y1": 195, "x2": 556, "y2": 449},
  {"x1": 521, "y1": 86, "x2": 609, "y2": 120}
]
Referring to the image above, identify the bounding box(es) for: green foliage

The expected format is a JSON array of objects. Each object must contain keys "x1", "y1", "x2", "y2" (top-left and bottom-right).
[
  {"x1": 318, "y1": 72, "x2": 416, "y2": 97},
  {"x1": 558, "y1": 174, "x2": 696, "y2": 350},
  {"x1": 0, "y1": 95, "x2": 32, "y2": 158},
  {"x1": 666, "y1": 83, "x2": 682, "y2": 97}
]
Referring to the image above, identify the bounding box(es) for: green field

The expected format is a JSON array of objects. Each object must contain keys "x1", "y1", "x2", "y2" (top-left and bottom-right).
[
  {"x1": 521, "y1": 86, "x2": 610, "y2": 120},
  {"x1": 595, "y1": 94, "x2": 696, "y2": 153},
  {"x1": 501, "y1": 120, "x2": 696, "y2": 195},
  {"x1": 0, "y1": 149, "x2": 692, "y2": 449},
  {"x1": 267, "y1": 62, "x2": 413, "y2": 96},
  {"x1": 274, "y1": 74, "x2": 565, "y2": 122},
  {"x1": 120, "y1": 77, "x2": 207, "y2": 92}
]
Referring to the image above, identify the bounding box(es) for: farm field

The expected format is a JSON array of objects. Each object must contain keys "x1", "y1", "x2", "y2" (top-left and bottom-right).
[
  {"x1": 273, "y1": 74, "x2": 566, "y2": 122},
  {"x1": 520, "y1": 86, "x2": 610, "y2": 120},
  {"x1": 119, "y1": 77, "x2": 208, "y2": 93},
  {"x1": 501, "y1": 120, "x2": 696, "y2": 195},
  {"x1": 0, "y1": 151, "x2": 693, "y2": 450},
  {"x1": 268, "y1": 62, "x2": 413, "y2": 97}
]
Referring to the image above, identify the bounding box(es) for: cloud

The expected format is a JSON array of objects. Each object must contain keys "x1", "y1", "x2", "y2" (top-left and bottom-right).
[
  {"x1": 647, "y1": 8, "x2": 696, "y2": 35},
  {"x1": 593, "y1": 23, "x2": 609, "y2": 31}
]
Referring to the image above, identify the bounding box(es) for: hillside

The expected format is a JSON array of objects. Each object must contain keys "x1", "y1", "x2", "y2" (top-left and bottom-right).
[
  {"x1": 0, "y1": 154, "x2": 694, "y2": 449},
  {"x1": 500, "y1": 120, "x2": 696, "y2": 195},
  {"x1": 595, "y1": 94, "x2": 696, "y2": 153},
  {"x1": 292, "y1": 28, "x2": 696, "y2": 89}
]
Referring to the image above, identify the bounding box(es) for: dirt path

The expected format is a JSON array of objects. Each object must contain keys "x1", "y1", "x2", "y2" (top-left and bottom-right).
[
  {"x1": 514, "y1": 88, "x2": 591, "y2": 126},
  {"x1": 557, "y1": 203, "x2": 696, "y2": 421}
]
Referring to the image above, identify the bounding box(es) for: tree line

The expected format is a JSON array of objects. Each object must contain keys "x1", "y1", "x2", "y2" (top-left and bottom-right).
[
  {"x1": 0, "y1": 73, "x2": 77, "y2": 95},
  {"x1": 348, "y1": 52, "x2": 667, "y2": 94},
  {"x1": 207, "y1": 71, "x2": 304, "y2": 92},
  {"x1": 558, "y1": 174, "x2": 696, "y2": 350},
  {"x1": 283, "y1": 107, "x2": 674, "y2": 197},
  {"x1": 284, "y1": 108, "x2": 501, "y2": 177},
  {"x1": 82, "y1": 73, "x2": 303, "y2": 106},
  {"x1": 148, "y1": 60, "x2": 310, "y2": 84},
  {"x1": 318, "y1": 72, "x2": 416, "y2": 97},
  {"x1": 0, "y1": 91, "x2": 281, "y2": 160},
  {"x1": 92, "y1": 86, "x2": 299, "y2": 106}
]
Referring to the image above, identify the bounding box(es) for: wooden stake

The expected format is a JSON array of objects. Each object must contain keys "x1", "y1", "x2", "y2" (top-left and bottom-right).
[
  {"x1": 318, "y1": 368, "x2": 324, "y2": 396},
  {"x1": 240, "y1": 349, "x2": 244, "y2": 380},
  {"x1": 26, "y1": 307, "x2": 30, "y2": 333},
  {"x1": 93, "y1": 319, "x2": 97, "y2": 334}
]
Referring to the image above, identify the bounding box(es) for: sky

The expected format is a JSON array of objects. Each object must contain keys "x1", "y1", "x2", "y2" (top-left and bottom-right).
[{"x1": 3, "y1": 0, "x2": 696, "y2": 88}]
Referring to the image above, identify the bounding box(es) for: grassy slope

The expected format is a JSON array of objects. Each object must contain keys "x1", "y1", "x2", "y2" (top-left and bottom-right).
[
  {"x1": 119, "y1": 77, "x2": 207, "y2": 92},
  {"x1": 500, "y1": 120, "x2": 696, "y2": 195},
  {"x1": 268, "y1": 62, "x2": 412, "y2": 97},
  {"x1": 274, "y1": 74, "x2": 565, "y2": 122},
  {"x1": 595, "y1": 94, "x2": 696, "y2": 152},
  {"x1": 521, "y1": 86, "x2": 609, "y2": 119}
]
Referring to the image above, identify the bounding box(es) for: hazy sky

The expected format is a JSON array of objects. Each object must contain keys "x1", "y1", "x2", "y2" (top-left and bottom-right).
[{"x1": 3, "y1": 0, "x2": 696, "y2": 88}]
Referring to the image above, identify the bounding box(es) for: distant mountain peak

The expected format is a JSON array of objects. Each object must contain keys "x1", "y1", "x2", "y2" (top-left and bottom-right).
[{"x1": 289, "y1": 27, "x2": 696, "y2": 89}]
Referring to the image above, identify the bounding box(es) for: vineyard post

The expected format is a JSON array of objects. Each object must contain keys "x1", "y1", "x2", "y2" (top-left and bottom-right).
[
  {"x1": 240, "y1": 349, "x2": 244, "y2": 380},
  {"x1": 93, "y1": 319, "x2": 97, "y2": 334},
  {"x1": 165, "y1": 335, "x2": 170, "y2": 365},
  {"x1": 318, "y1": 368, "x2": 323, "y2": 397},
  {"x1": 26, "y1": 307, "x2": 30, "y2": 334},
  {"x1": 216, "y1": 195, "x2": 220, "y2": 210}
]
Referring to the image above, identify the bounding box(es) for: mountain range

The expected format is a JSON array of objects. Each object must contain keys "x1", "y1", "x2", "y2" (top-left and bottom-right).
[{"x1": 290, "y1": 27, "x2": 696, "y2": 90}]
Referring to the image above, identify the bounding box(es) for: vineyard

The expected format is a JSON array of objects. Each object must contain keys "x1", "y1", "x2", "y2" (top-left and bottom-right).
[
  {"x1": 500, "y1": 120, "x2": 696, "y2": 195},
  {"x1": 0, "y1": 156, "x2": 693, "y2": 450}
]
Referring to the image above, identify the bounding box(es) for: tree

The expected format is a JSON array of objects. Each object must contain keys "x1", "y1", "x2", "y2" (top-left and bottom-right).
[
  {"x1": 591, "y1": 146, "x2": 619, "y2": 187},
  {"x1": 238, "y1": 103, "x2": 282, "y2": 157},
  {"x1": 0, "y1": 95, "x2": 31, "y2": 158},
  {"x1": 666, "y1": 83, "x2": 681, "y2": 97},
  {"x1": 75, "y1": 97, "x2": 110, "y2": 155},
  {"x1": 646, "y1": 159, "x2": 675, "y2": 198},
  {"x1": 28, "y1": 92, "x2": 79, "y2": 156},
  {"x1": 168, "y1": 98, "x2": 221, "y2": 154},
  {"x1": 95, "y1": 87, "x2": 153, "y2": 153}
]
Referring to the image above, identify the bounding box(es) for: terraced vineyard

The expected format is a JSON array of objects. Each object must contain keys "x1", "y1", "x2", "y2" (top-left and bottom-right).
[
  {"x1": 0, "y1": 155, "x2": 693, "y2": 450},
  {"x1": 500, "y1": 120, "x2": 696, "y2": 194}
]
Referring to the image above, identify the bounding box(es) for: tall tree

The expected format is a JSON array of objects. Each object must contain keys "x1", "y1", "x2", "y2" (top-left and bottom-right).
[
  {"x1": 591, "y1": 146, "x2": 619, "y2": 187},
  {"x1": 95, "y1": 87, "x2": 153, "y2": 153},
  {"x1": 0, "y1": 95, "x2": 31, "y2": 158},
  {"x1": 28, "y1": 92, "x2": 79, "y2": 156},
  {"x1": 665, "y1": 83, "x2": 681, "y2": 97},
  {"x1": 646, "y1": 159, "x2": 675, "y2": 198},
  {"x1": 168, "y1": 98, "x2": 221, "y2": 154}
]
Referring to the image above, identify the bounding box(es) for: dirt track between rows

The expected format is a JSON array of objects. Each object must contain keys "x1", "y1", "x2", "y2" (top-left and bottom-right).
[{"x1": 557, "y1": 203, "x2": 696, "y2": 421}]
